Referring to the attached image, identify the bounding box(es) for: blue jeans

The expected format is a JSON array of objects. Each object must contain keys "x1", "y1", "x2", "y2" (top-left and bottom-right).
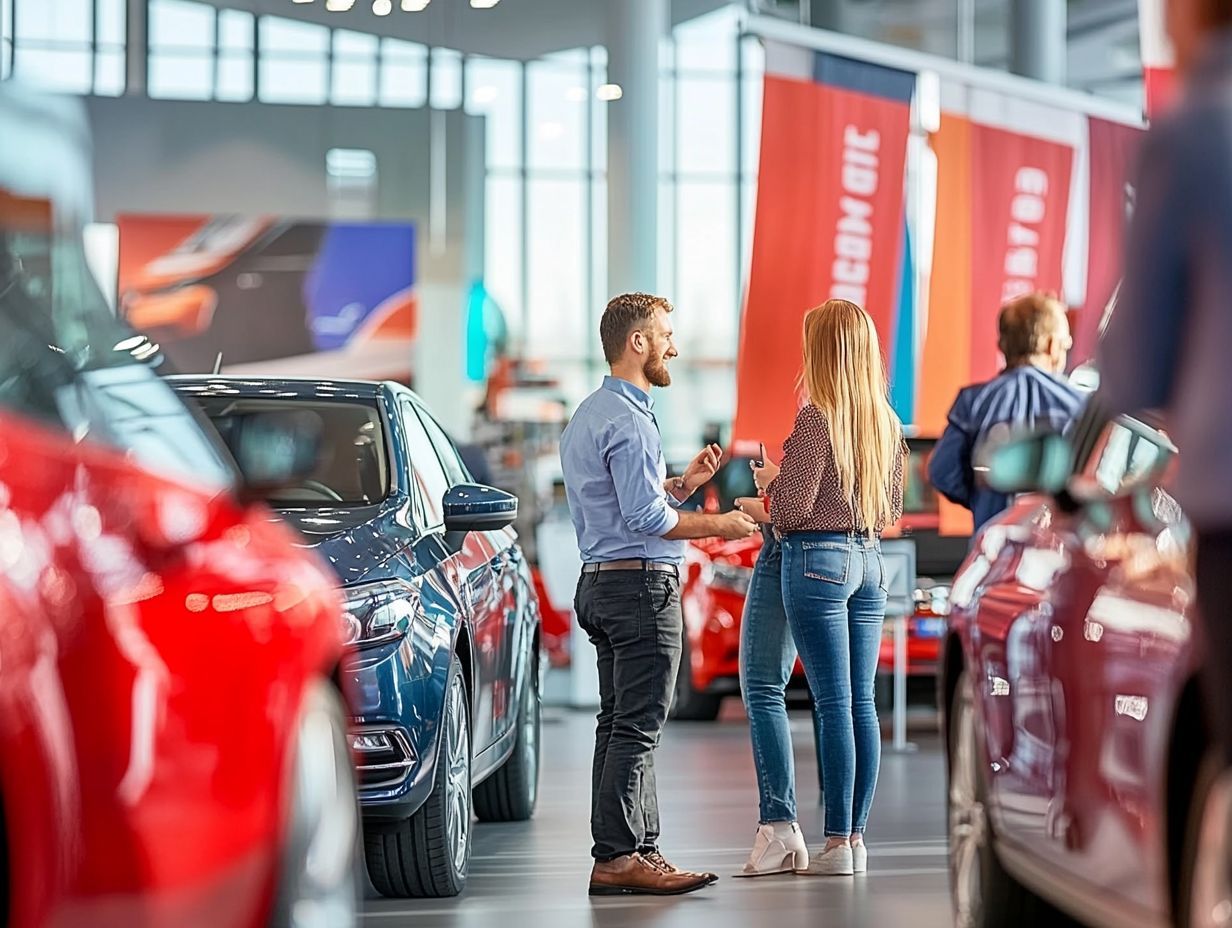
[
  {"x1": 739, "y1": 535, "x2": 825, "y2": 824},
  {"x1": 781, "y1": 531, "x2": 887, "y2": 838}
]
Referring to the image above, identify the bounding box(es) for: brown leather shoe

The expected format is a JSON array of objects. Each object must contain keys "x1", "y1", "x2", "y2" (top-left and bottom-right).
[
  {"x1": 642, "y1": 849, "x2": 719, "y2": 885},
  {"x1": 589, "y1": 853, "x2": 711, "y2": 896}
]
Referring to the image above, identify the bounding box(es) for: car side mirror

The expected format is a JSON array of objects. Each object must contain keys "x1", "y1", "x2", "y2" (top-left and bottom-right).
[
  {"x1": 443, "y1": 483, "x2": 518, "y2": 533},
  {"x1": 982, "y1": 431, "x2": 1073, "y2": 496},
  {"x1": 230, "y1": 410, "x2": 323, "y2": 501}
]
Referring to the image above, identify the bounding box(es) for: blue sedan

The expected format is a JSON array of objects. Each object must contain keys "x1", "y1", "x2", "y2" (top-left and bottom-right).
[{"x1": 172, "y1": 376, "x2": 542, "y2": 899}]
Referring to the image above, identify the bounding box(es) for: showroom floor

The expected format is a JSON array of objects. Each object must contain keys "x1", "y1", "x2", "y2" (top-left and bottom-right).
[{"x1": 361, "y1": 707, "x2": 954, "y2": 927}]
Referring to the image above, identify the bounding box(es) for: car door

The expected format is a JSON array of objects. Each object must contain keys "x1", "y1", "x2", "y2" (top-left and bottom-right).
[
  {"x1": 396, "y1": 397, "x2": 502, "y2": 754},
  {"x1": 970, "y1": 505, "x2": 1070, "y2": 859},
  {"x1": 409, "y1": 401, "x2": 521, "y2": 751},
  {"x1": 1046, "y1": 419, "x2": 1189, "y2": 913}
]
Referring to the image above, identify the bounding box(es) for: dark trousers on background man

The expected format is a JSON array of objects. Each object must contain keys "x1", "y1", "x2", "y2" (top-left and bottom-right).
[
  {"x1": 1198, "y1": 532, "x2": 1232, "y2": 764},
  {"x1": 574, "y1": 566, "x2": 682, "y2": 861}
]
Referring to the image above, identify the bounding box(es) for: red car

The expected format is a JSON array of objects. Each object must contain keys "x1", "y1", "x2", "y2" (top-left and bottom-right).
[
  {"x1": 674, "y1": 438, "x2": 967, "y2": 720},
  {"x1": 0, "y1": 86, "x2": 358, "y2": 928},
  {"x1": 942, "y1": 408, "x2": 1221, "y2": 928}
]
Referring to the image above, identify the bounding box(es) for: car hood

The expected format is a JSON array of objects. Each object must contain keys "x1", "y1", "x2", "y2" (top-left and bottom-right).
[{"x1": 271, "y1": 497, "x2": 415, "y2": 587}]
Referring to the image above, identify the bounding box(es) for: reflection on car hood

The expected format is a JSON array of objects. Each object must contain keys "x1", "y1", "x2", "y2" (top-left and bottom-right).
[{"x1": 271, "y1": 497, "x2": 415, "y2": 587}]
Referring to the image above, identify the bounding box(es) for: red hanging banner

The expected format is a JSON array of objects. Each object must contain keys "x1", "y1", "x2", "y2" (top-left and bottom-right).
[
  {"x1": 967, "y1": 125, "x2": 1074, "y2": 384},
  {"x1": 733, "y1": 70, "x2": 911, "y2": 459}
]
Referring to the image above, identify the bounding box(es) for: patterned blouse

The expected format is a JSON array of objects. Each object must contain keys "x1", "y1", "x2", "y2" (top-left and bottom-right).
[{"x1": 768, "y1": 404, "x2": 906, "y2": 535}]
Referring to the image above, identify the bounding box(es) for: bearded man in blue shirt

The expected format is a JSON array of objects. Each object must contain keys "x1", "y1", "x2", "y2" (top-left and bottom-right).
[{"x1": 560, "y1": 292, "x2": 757, "y2": 896}]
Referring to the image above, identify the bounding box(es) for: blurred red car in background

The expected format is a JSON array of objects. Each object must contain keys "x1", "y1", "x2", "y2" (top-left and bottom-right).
[
  {"x1": 0, "y1": 86, "x2": 358, "y2": 928},
  {"x1": 674, "y1": 437, "x2": 969, "y2": 720}
]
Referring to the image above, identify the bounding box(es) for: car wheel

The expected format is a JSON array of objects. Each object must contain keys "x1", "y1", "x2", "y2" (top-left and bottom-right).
[
  {"x1": 365, "y1": 655, "x2": 471, "y2": 898},
  {"x1": 671, "y1": 634, "x2": 722, "y2": 721},
  {"x1": 271, "y1": 679, "x2": 361, "y2": 928},
  {"x1": 474, "y1": 655, "x2": 541, "y2": 822},
  {"x1": 949, "y1": 671, "x2": 1063, "y2": 928},
  {"x1": 1178, "y1": 753, "x2": 1232, "y2": 928}
]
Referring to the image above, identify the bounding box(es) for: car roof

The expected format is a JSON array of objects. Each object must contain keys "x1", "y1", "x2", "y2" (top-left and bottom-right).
[{"x1": 167, "y1": 374, "x2": 390, "y2": 401}]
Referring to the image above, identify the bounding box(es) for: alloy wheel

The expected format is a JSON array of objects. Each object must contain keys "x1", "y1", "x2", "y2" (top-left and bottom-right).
[
  {"x1": 522, "y1": 668, "x2": 541, "y2": 809},
  {"x1": 444, "y1": 673, "x2": 471, "y2": 876},
  {"x1": 950, "y1": 685, "x2": 987, "y2": 928}
]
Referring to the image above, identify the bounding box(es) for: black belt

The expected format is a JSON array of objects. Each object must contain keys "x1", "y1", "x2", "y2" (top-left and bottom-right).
[{"x1": 582, "y1": 560, "x2": 679, "y2": 576}]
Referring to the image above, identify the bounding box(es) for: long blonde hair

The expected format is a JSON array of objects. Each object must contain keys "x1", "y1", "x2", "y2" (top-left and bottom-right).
[{"x1": 800, "y1": 299, "x2": 901, "y2": 531}]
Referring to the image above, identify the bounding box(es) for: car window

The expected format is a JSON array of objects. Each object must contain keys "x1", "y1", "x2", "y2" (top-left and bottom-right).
[
  {"x1": 1081, "y1": 419, "x2": 1172, "y2": 496},
  {"x1": 412, "y1": 401, "x2": 471, "y2": 487},
  {"x1": 189, "y1": 395, "x2": 389, "y2": 506},
  {"x1": 0, "y1": 191, "x2": 233, "y2": 489},
  {"x1": 399, "y1": 399, "x2": 450, "y2": 528}
]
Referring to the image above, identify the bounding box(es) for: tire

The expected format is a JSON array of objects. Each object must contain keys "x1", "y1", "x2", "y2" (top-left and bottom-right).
[
  {"x1": 474, "y1": 656, "x2": 541, "y2": 822},
  {"x1": 671, "y1": 634, "x2": 722, "y2": 722},
  {"x1": 1177, "y1": 752, "x2": 1232, "y2": 928},
  {"x1": 948, "y1": 671, "x2": 1066, "y2": 928},
  {"x1": 365, "y1": 656, "x2": 471, "y2": 898},
  {"x1": 271, "y1": 680, "x2": 361, "y2": 927}
]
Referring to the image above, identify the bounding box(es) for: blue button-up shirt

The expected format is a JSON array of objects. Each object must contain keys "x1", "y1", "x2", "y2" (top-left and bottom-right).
[
  {"x1": 928, "y1": 365, "x2": 1085, "y2": 532},
  {"x1": 559, "y1": 376, "x2": 686, "y2": 564}
]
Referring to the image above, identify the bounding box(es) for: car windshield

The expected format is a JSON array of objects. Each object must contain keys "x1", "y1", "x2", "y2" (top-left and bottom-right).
[{"x1": 189, "y1": 396, "x2": 389, "y2": 506}]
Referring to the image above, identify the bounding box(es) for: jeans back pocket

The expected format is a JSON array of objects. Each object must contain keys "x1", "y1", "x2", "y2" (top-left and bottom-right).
[{"x1": 801, "y1": 541, "x2": 850, "y2": 585}]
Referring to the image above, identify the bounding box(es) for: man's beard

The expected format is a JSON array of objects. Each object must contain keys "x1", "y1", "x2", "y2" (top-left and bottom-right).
[{"x1": 644, "y1": 355, "x2": 671, "y2": 387}]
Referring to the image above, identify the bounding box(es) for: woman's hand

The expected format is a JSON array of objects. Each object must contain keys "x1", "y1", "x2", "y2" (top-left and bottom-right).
[
  {"x1": 751, "y1": 459, "x2": 779, "y2": 494},
  {"x1": 734, "y1": 497, "x2": 771, "y2": 524}
]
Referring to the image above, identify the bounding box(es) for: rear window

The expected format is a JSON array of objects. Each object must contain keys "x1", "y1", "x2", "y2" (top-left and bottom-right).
[{"x1": 189, "y1": 396, "x2": 389, "y2": 506}]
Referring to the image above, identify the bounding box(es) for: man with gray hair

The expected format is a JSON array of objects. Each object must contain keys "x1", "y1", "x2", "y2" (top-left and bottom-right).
[{"x1": 929, "y1": 291, "x2": 1085, "y2": 531}]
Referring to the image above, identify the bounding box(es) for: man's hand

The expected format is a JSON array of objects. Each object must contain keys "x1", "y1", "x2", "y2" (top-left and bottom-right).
[
  {"x1": 681, "y1": 443, "x2": 723, "y2": 494},
  {"x1": 716, "y1": 509, "x2": 758, "y2": 540},
  {"x1": 752, "y1": 459, "x2": 780, "y2": 494}
]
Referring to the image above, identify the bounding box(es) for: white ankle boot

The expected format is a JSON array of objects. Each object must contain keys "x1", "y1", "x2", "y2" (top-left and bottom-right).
[
  {"x1": 798, "y1": 842, "x2": 855, "y2": 876},
  {"x1": 734, "y1": 822, "x2": 810, "y2": 877}
]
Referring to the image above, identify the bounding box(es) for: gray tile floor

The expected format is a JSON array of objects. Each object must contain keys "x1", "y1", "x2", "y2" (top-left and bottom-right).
[{"x1": 362, "y1": 708, "x2": 954, "y2": 928}]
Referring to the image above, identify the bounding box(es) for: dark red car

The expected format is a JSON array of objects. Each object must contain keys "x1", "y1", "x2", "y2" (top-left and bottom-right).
[
  {"x1": 674, "y1": 438, "x2": 968, "y2": 720},
  {"x1": 1, "y1": 86, "x2": 357, "y2": 928},
  {"x1": 942, "y1": 407, "x2": 1223, "y2": 928}
]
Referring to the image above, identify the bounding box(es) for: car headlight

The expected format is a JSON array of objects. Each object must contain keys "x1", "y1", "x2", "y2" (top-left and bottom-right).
[
  {"x1": 340, "y1": 579, "x2": 423, "y2": 645},
  {"x1": 705, "y1": 562, "x2": 753, "y2": 596}
]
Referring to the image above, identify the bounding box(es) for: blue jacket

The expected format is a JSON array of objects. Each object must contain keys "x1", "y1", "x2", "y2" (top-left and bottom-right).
[
  {"x1": 1098, "y1": 31, "x2": 1232, "y2": 529},
  {"x1": 929, "y1": 366, "x2": 1085, "y2": 532}
]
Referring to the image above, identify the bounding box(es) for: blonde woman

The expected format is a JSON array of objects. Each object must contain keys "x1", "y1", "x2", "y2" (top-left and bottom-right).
[{"x1": 748, "y1": 299, "x2": 905, "y2": 877}]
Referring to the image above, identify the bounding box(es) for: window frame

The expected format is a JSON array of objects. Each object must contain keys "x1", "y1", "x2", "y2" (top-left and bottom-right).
[{"x1": 397, "y1": 396, "x2": 451, "y2": 532}]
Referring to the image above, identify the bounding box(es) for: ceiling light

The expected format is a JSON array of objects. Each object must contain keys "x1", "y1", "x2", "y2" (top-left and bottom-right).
[
  {"x1": 373, "y1": 0, "x2": 392, "y2": 13},
  {"x1": 596, "y1": 83, "x2": 623, "y2": 102},
  {"x1": 292, "y1": 0, "x2": 314, "y2": 4},
  {"x1": 325, "y1": 0, "x2": 355, "y2": 10},
  {"x1": 566, "y1": 86, "x2": 588, "y2": 103},
  {"x1": 470, "y1": 0, "x2": 500, "y2": 7},
  {"x1": 401, "y1": 0, "x2": 429, "y2": 8}
]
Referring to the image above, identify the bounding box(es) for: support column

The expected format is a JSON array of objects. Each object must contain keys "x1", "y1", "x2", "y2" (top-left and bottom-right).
[
  {"x1": 1009, "y1": 0, "x2": 1066, "y2": 84},
  {"x1": 605, "y1": 0, "x2": 664, "y2": 298},
  {"x1": 125, "y1": 0, "x2": 148, "y2": 96}
]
